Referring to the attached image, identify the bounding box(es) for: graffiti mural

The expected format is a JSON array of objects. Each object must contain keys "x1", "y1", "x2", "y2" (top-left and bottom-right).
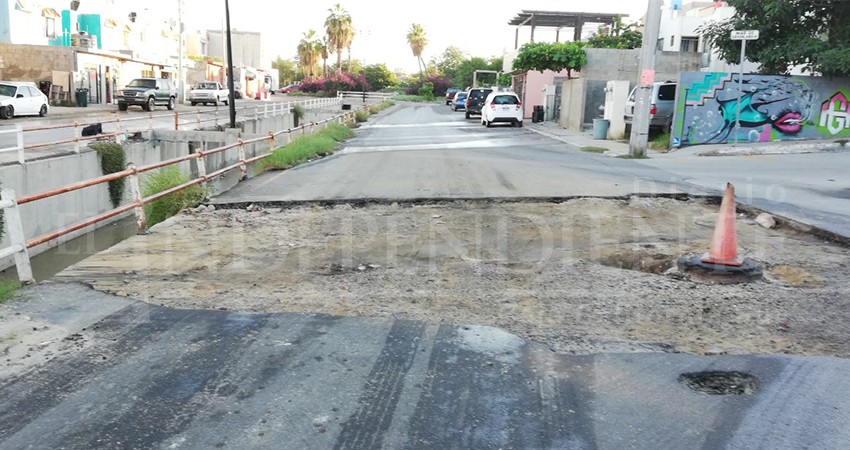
[{"x1": 672, "y1": 72, "x2": 850, "y2": 147}]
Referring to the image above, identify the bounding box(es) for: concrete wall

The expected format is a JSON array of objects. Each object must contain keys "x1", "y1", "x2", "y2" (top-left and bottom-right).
[
  {"x1": 672, "y1": 72, "x2": 850, "y2": 147},
  {"x1": 521, "y1": 69, "x2": 572, "y2": 119},
  {"x1": 581, "y1": 49, "x2": 702, "y2": 84},
  {"x1": 0, "y1": 107, "x2": 341, "y2": 271},
  {"x1": 0, "y1": 43, "x2": 76, "y2": 81},
  {"x1": 559, "y1": 79, "x2": 586, "y2": 131}
]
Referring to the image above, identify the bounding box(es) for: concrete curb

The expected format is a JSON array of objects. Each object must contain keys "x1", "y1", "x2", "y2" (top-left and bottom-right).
[{"x1": 697, "y1": 140, "x2": 850, "y2": 157}]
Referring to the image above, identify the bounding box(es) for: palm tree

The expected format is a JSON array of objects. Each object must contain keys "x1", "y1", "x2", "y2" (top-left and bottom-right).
[
  {"x1": 297, "y1": 30, "x2": 322, "y2": 80},
  {"x1": 406, "y1": 23, "x2": 427, "y2": 79},
  {"x1": 325, "y1": 4, "x2": 354, "y2": 73},
  {"x1": 320, "y1": 38, "x2": 329, "y2": 78}
]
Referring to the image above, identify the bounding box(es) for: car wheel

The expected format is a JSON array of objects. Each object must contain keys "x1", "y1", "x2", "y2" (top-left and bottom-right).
[
  {"x1": 486, "y1": 120, "x2": 492, "y2": 128},
  {"x1": 518, "y1": 121, "x2": 523, "y2": 128},
  {"x1": 214, "y1": 97, "x2": 220, "y2": 107},
  {"x1": 190, "y1": 102, "x2": 196, "y2": 106},
  {"x1": 39, "y1": 104, "x2": 48, "y2": 117},
  {"x1": 118, "y1": 102, "x2": 128, "y2": 111},
  {"x1": 144, "y1": 97, "x2": 154, "y2": 111},
  {"x1": 223, "y1": 98, "x2": 228, "y2": 105},
  {"x1": 465, "y1": 111, "x2": 470, "y2": 119},
  {"x1": 0, "y1": 105, "x2": 12, "y2": 120},
  {"x1": 166, "y1": 97, "x2": 175, "y2": 111}
]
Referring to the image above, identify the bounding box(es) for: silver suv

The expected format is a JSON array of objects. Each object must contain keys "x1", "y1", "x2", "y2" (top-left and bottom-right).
[
  {"x1": 624, "y1": 82, "x2": 677, "y2": 132},
  {"x1": 117, "y1": 78, "x2": 178, "y2": 112}
]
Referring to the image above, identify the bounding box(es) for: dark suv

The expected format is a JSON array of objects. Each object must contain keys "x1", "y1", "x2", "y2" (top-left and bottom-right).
[
  {"x1": 117, "y1": 78, "x2": 178, "y2": 111},
  {"x1": 464, "y1": 87, "x2": 493, "y2": 119}
]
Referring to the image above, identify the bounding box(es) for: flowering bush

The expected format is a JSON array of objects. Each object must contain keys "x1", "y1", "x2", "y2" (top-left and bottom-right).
[
  {"x1": 300, "y1": 72, "x2": 371, "y2": 97},
  {"x1": 404, "y1": 73, "x2": 452, "y2": 97}
]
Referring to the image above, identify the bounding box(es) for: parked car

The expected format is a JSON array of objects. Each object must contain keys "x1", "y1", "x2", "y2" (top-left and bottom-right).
[
  {"x1": 280, "y1": 83, "x2": 301, "y2": 94},
  {"x1": 451, "y1": 92, "x2": 468, "y2": 111},
  {"x1": 0, "y1": 81, "x2": 49, "y2": 119},
  {"x1": 445, "y1": 87, "x2": 461, "y2": 105},
  {"x1": 117, "y1": 78, "x2": 178, "y2": 111},
  {"x1": 624, "y1": 82, "x2": 677, "y2": 132},
  {"x1": 481, "y1": 91, "x2": 523, "y2": 127},
  {"x1": 464, "y1": 87, "x2": 494, "y2": 119},
  {"x1": 189, "y1": 81, "x2": 230, "y2": 106}
]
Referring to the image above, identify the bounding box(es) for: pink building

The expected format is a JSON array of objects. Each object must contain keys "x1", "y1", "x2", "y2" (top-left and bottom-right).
[{"x1": 513, "y1": 69, "x2": 572, "y2": 119}]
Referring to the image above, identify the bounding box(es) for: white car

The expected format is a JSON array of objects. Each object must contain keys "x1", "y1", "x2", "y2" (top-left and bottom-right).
[
  {"x1": 189, "y1": 81, "x2": 230, "y2": 106},
  {"x1": 481, "y1": 91, "x2": 522, "y2": 128},
  {"x1": 0, "y1": 81, "x2": 49, "y2": 119}
]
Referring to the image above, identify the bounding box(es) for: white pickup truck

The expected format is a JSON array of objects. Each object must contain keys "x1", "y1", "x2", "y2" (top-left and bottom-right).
[{"x1": 189, "y1": 82, "x2": 230, "y2": 106}]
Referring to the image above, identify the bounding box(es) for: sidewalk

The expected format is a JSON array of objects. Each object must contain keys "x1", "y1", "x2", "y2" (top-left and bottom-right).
[{"x1": 526, "y1": 120, "x2": 850, "y2": 158}]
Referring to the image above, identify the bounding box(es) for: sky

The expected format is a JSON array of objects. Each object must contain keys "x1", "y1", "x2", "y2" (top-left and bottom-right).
[{"x1": 147, "y1": 0, "x2": 651, "y2": 74}]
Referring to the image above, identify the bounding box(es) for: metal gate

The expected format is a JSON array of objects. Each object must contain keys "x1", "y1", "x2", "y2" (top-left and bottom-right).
[{"x1": 83, "y1": 67, "x2": 102, "y2": 104}]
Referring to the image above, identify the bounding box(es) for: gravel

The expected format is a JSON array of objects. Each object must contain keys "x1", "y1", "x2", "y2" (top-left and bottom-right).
[{"x1": 56, "y1": 197, "x2": 850, "y2": 357}]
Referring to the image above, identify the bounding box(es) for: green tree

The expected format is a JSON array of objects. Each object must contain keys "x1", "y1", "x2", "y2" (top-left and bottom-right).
[
  {"x1": 512, "y1": 42, "x2": 586, "y2": 78},
  {"x1": 325, "y1": 4, "x2": 355, "y2": 73},
  {"x1": 432, "y1": 46, "x2": 466, "y2": 78},
  {"x1": 699, "y1": 0, "x2": 850, "y2": 76},
  {"x1": 586, "y1": 17, "x2": 642, "y2": 49},
  {"x1": 297, "y1": 30, "x2": 323, "y2": 80},
  {"x1": 406, "y1": 23, "x2": 428, "y2": 79},
  {"x1": 273, "y1": 57, "x2": 298, "y2": 84},
  {"x1": 363, "y1": 63, "x2": 397, "y2": 90}
]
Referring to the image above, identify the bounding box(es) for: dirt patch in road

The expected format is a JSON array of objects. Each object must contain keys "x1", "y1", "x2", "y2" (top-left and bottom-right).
[{"x1": 56, "y1": 198, "x2": 850, "y2": 356}]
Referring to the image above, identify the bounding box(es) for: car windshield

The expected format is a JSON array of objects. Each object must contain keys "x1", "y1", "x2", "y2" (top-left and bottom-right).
[
  {"x1": 470, "y1": 90, "x2": 491, "y2": 100},
  {"x1": 0, "y1": 84, "x2": 16, "y2": 97},
  {"x1": 127, "y1": 79, "x2": 156, "y2": 88},
  {"x1": 196, "y1": 83, "x2": 217, "y2": 90},
  {"x1": 456, "y1": 93, "x2": 467, "y2": 100},
  {"x1": 493, "y1": 95, "x2": 519, "y2": 105}
]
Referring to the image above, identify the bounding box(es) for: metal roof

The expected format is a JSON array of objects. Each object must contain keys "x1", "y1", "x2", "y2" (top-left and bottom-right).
[{"x1": 508, "y1": 10, "x2": 626, "y2": 27}]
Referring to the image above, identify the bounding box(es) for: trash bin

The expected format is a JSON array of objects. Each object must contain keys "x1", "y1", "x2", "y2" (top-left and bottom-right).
[
  {"x1": 532, "y1": 105, "x2": 544, "y2": 123},
  {"x1": 38, "y1": 80, "x2": 52, "y2": 97},
  {"x1": 593, "y1": 118, "x2": 609, "y2": 140},
  {"x1": 75, "y1": 88, "x2": 89, "y2": 107}
]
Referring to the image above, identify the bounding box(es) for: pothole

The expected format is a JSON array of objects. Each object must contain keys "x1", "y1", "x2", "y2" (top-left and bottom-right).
[
  {"x1": 678, "y1": 371, "x2": 758, "y2": 395},
  {"x1": 593, "y1": 246, "x2": 677, "y2": 275},
  {"x1": 768, "y1": 265, "x2": 826, "y2": 287}
]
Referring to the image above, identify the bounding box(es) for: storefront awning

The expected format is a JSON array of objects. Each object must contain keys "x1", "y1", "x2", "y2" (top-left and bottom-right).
[
  {"x1": 15, "y1": 0, "x2": 31, "y2": 12},
  {"x1": 104, "y1": 18, "x2": 119, "y2": 28},
  {"x1": 42, "y1": 8, "x2": 60, "y2": 18}
]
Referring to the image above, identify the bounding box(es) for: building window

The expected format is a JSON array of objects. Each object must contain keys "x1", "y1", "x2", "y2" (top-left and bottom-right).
[
  {"x1": 45, "y1": 17, "x2": 56, "y2": 38},
  {"x1": 681, "y1": 36, "x2": 700, "y2": 53},
  {"x1": 657, "y1": 38, "x2": 664, "y2": 51},
  {"x1": 670, "y1": 35, "x2": 675, "y2": 46}
]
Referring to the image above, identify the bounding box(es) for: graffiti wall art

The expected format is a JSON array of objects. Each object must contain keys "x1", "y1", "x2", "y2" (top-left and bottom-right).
[{"x1": 671, "y1": 72, "x2": 850, "y2": 147}]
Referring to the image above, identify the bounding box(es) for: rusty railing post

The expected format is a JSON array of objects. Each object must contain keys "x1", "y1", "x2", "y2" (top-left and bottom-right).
[
  {"x1": 15, "y1": 125, "x2": 24, "y2": 165},
  {"x1": 286, "y1": 129, "x2": 292, "y2": 145},
  {"x1": 237, "y1": 140, "x2": 247, "y2": 180},
  {"x1": 0, "y1": 188, "x2": 33, "y2": 284},
  {"x1": 72, "y1": 121, "x2": 81, "y2": 153},
  {"x1": 196, "y1": 107, "x2": 201, "y2": 128},
  {"x1": 214, "y1": 107, "x2": 219, "y2": 127},
  {"x1": 310, "y1": 122, "x2": 315, "y2": 134},
  {"x1": 196, "y1": 144, "x2": 208, "y2": 190},
  {"x1": 127, "y1": 163, "x2": 147, "y2": 234},
  {"x1": 115, "y1": 115, "x2": 124, "y2": 145},
  {"x1": 301, "y1": 124, "x2": 306, "y2": 137},
  {"x1": 148, "y1": 112, "x2": 154, "y2": 131},
  {"x1": 174, "y1": 111, "x2": 180, "y2": 131},
  {"x1": 268, "y1": 131, "x2": 275, "y2": 155}
]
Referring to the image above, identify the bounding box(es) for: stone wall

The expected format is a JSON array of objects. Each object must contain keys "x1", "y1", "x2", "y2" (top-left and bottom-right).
[
  {"x1": 0, "y1": 44, "x2": 76, "y2": 82},
  {"x1": 581, "y1": 49, "x2": 702, "y2": 83}
]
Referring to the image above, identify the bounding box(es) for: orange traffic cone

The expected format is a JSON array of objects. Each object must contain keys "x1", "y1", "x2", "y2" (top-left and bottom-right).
[{"x1": 702, "y1": 183, "x2": 743, "y2": 267}]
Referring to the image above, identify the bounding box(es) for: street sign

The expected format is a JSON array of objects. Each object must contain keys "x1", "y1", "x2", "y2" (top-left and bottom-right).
[{"x1": 731, "y1": 30, "x2": 759, "y2": 40}]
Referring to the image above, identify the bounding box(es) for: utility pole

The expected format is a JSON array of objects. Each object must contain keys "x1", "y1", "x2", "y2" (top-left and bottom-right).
[
  {"x1": 225, "y1": 0, "x2": 237, "y2": 128},
  {"x1": 628, "y1": 0, "x2": 663, "y2": 157},
  {"x1": 177, "y1": 0, "x2": 184, "y2": 105}
]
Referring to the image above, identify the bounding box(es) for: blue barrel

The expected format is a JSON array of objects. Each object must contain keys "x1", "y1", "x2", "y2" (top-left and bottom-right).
[{"x1": 593, "y1": 118, "x2": 609, "y2": 139}]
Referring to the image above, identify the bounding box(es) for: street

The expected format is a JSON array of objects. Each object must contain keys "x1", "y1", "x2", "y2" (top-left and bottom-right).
[
  {"x1": 0, "y1": 95, "x2": 324, "y2": 165},
  {"x1": 2, "y1": 101, "x2": 850, "y2": 449}
]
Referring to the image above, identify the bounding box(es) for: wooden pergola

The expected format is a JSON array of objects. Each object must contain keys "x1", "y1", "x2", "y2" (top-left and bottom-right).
[{"x1": 508, "y1": 10, "x2": 627, "y2": 48}]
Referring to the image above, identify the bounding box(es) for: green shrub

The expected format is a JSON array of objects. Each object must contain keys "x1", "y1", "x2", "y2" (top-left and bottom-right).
[
  {"x1": 142, "y1": 166, "x2": 206, "y2": 227},
  {"x1": 0, "y1": 280, "x2": 19, "y2": 304},
  {"x1": 293, "y1": 104, "x2": 305, "y2": 127},
  {"x1": 355, "y1": 110, "x2": 369, "y2": 122},
  {"x1": 650, "y1": 132, "x2": 671, "y2": 151},
  {"x1": 418, "y1": 82, "x2": 435, "y2": 100},
  {"x1": 580, "y1": 146, "x2": 608, "y2": 154},
  {"x1": 262, "y1": 123, "x2": 354, "y2": 170},
  {"x1": 90, "y1": 142, "x2": 126, "y2": 208}
]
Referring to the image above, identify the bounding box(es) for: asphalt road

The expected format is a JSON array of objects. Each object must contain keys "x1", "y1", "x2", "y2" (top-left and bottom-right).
[
  {"x1": 2, "y1": 283, "x2": 849, "y2": 449},
  {"x1": 214, "y1": 103, "x2": 682, "y2": 202}
]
